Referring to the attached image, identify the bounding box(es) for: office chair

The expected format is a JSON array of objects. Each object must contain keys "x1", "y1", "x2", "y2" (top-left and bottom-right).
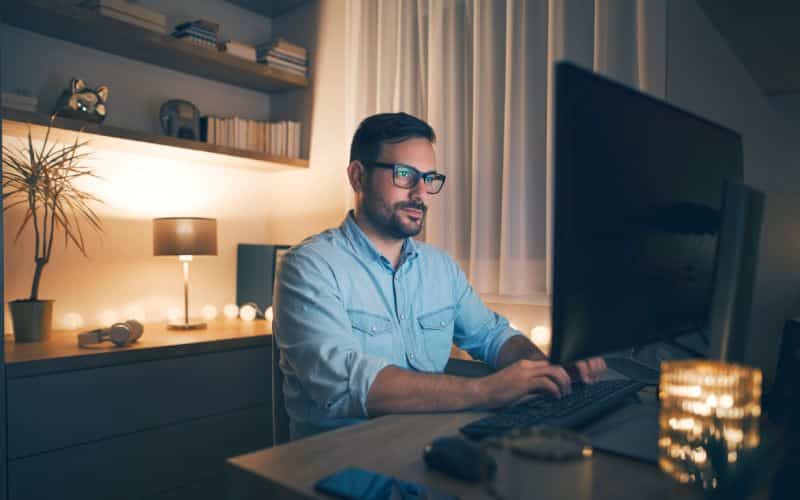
[{"x1": 272, "y1": 333, "x2": 291, "y2": 445}]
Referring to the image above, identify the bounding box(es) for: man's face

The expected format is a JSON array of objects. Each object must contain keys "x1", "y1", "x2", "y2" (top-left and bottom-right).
[{"x1": 360, "y1": 137, "x2": 436, "y2": 239}]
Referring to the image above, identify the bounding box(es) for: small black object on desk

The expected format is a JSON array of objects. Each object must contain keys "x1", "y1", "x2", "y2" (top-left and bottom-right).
[{"x1": 423, "y1": 436, "x2": 496, "y2": 482}]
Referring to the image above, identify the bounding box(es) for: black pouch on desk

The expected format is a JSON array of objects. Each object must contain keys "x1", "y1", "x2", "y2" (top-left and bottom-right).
[{"x1": 314, "y1": 467, "x2": 458, "y2": 500}]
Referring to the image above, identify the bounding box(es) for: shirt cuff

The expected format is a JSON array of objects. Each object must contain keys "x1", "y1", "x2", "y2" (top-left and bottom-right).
[{"x1": 346, "y1": 352, "x2": 390, "y2": 418}]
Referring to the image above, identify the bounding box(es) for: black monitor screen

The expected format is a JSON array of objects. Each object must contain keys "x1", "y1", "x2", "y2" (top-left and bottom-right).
[{"x1": 550, "y1": 63, "x2": 743, "y2": 364}]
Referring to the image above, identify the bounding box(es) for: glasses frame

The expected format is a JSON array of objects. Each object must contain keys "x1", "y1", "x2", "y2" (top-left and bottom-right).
[{"x1": 363, "y1": 161, "x2": 447, "y2": 194}]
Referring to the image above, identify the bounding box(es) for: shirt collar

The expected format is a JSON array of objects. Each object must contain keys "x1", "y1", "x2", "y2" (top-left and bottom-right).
[{"x1": 341, "y1": 210, "x2": 420, "y2": 269}]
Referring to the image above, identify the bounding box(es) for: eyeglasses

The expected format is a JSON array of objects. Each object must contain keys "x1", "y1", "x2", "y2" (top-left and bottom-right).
[{"x1": 363, "y1": 162, "x2": 447, "y2": 194}]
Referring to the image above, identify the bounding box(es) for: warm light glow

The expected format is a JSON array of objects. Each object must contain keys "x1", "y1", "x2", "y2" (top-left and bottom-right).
[
  {"x1": 509, "y1": 322, "x2": 519, "y2": 331},
  {"x1": 223, "y1": 304, "x2": 239, "y2": 319},
  {"x1": 530, "y1": 326, "x2": 551, "y2": 347},
  {"x1": 63, "y1": 312, "x2": 85, "y2": 330},
  {"x1": 201, "y1": 305, "x2": 218, "y2": 321},
  {"x1": 98, "y1": 309, "x2": 119, "y2": 326},
  {"x1": 122, "y1": 304, "x2": 147, "y2": 323},
  {"x1": 166, "y1": 307, "x2": 182, "y2": 323},
  {"x1": 265, "y1": 306, "x2": 274, "y2": 322},
  {"x1": 658, "y1": 360, "x2": 762, "y2": 491},
  {"x1": 240, "y1": 304, "x2": 257, "y2": 322}
]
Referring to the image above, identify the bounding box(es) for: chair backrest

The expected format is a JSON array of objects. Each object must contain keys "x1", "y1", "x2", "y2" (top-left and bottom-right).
[{"x1": 272, "y1": 333, "x2": 291, "y2": 445}]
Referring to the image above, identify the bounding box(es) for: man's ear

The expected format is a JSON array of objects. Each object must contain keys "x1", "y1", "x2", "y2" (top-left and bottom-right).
[{"x1": 347, "y1": 160, "x2": 367, "y2": 193}]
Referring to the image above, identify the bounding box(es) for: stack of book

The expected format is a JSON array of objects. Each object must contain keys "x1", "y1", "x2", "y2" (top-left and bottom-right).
[
  {"x1": 219, "y1": 40, "x2": 256, "y2": 62},
  {"x1": 256, "y1": 38, "x2": 307, "y2": 77},
  {"x1": 172, "y1": 19, "x2": 219, "y2": 50},
  {"x1": 81, "y1": 0, "x2": 167, "y2": 34},
  {"x1": 2, "y1": 92, "x2": 38, "y2": 113},
  {"x1": 200, "y1": 116, "x2": 303, "y2": 159}
]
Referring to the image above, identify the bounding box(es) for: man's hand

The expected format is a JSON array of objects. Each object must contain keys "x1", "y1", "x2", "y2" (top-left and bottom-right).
[
  {"x1": 475, "y1": 359, "x2": 572, "y2": 409},
  {"x1": 568, "y1": 357, "x2": 607, "y2": 384}
]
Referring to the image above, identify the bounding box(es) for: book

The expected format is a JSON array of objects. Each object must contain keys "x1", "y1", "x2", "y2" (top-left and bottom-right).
[
  {"x1": 175, "y1": 19, "x2": 219, "y2": 34},
  {"x1": 257, "y1": 38, "x2": 307, "y2": 58},
  {"x1": 263, "y1": 55, "x2": 306, "y2": 71},
  {"x1": 172, "y1": 28, "x2": 218, "y2": 43},
  {"x1": 174, "y1": 35, "x2": 217, "y2": 49},
  {"x1": 258, "y1": 48, "x2": 307, "y2": 65}
]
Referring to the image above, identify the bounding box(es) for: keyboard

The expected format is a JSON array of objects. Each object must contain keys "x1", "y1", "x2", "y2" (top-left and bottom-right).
[{"x1": 460, "y1": 379, "x2": 645, "y2": 440}]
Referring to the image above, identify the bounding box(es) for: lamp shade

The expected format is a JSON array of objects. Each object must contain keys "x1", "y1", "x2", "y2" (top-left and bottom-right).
[{"x1": 153, "y1": 217, "x2": 218, "y2": 256}]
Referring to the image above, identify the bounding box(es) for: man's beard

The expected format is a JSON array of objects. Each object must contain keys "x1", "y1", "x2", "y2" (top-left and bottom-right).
[{"x1": 363, "y1": 190, "x2": 427, "y2": 239}]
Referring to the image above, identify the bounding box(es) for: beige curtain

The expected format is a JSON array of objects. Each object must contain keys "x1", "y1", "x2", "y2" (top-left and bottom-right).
[{"x1": 346, "y1": 0, "x2": 667, "y2": 301}]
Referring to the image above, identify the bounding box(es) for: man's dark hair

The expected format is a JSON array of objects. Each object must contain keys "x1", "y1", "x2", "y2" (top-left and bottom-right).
[{"x1": 349, "y1": 112, "x2": 436, "y2": 163}]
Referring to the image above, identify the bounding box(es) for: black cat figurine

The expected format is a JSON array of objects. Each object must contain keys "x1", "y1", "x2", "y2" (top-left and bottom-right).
[{"x1": 52, "y1": 78, "x2": 109, "y2": 123}]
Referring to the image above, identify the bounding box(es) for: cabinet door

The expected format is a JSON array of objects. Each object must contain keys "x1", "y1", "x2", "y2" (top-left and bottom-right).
[
  {"x1": 9, "y1": 405, "x2": 271, "y2": 500},
  {"x1": 8, "y1": 346, "x2": 270, "y2": 459}
]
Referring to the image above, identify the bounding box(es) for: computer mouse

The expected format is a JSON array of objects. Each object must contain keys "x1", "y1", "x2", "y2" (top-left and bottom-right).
[{"x1": 423, "y1": 436, "x2": 497, "y2": 482}]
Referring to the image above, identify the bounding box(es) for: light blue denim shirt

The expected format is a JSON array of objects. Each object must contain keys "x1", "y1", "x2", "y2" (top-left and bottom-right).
[{"x1": 273, "y1": 212, "x2": 522, "y2": 439}]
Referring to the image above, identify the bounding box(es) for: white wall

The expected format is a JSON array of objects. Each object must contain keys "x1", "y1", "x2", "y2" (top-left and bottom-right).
[
  {"x1": 667, "y1": 0, "x2": 800, "y2": 380},
  {"x1": 3, "y1": 0, "x2": 349, "y2": 332}
]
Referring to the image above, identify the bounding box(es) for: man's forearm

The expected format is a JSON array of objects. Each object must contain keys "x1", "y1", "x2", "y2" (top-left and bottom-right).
[
  {"x1": 365, "y1": 366, "x2": 485, "y2": 417},
  {"x1": 494, "y1": 334, "x2": 547, "y2": 370}
]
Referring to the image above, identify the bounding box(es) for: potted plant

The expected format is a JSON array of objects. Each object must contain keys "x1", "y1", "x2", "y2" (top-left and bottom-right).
[{"x1": 2, "y1": 120, "x2": 103, "y2": 342}]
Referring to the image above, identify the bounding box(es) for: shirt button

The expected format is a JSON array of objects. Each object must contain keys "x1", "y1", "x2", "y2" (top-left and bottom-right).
[
  {"x1": 370, "y1": 326, "x2": 376, "y2": 332},
  {"x1": 394, "y1": 275, "x2": 399, "y2": 282},
  {"x1": 400, "y1": 314, "x2": 406, "y2": 320},
  {"x1": 440, "y1": 321, "x2": 446, "y2": 326},
  {"x1": 409, "y1": 353, "x2": 415, "y2": 359}
]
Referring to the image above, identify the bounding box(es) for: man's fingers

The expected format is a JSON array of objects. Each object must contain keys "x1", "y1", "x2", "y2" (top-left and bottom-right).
[
  {"x1": 588, "y1": 357, "x2": 607, "y2": 380},
  {"x1": 529, "y1": 376, "x2": 561, "y2": 399},
  {"x1": 525, "y1": 361, "x2": 572, "y2": 396},
  {"x1": 574, "y1": 360, "x2": 592, "y2": 383}
]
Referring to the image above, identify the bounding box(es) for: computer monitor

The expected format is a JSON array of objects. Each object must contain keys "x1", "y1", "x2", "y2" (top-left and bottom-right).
[{"x1": 549, "y1": 62, "x2": 761, "y2": 365}]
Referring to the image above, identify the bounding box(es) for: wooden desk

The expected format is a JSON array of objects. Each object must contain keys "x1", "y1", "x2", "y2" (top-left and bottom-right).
[{"x1": 226, "y1": 410, "x2": 702, "y2": 500}]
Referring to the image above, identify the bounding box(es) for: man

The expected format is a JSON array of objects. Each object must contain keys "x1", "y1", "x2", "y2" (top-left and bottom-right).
[{"x1": 273, "y1": 112, "x2": 606, "y2": 440}]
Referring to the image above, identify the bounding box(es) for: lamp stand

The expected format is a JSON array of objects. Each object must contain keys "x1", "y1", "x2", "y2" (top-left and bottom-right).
[{"x1": 167, "y1": 255, "x2": 207, "y2": 330}]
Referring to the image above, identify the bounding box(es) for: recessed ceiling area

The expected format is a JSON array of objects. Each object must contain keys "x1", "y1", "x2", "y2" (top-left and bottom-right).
[{"x1": 697, "y1": 0, "x2": 800, "y2": 96}]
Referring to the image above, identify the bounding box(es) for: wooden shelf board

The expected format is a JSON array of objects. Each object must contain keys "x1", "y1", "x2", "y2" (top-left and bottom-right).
[
  {"x1": 1, "y1": 108, "x2": 309, "y2": 170},
  {"x1": 1, "y1": 0, "x2": 308, "y2": 93}
]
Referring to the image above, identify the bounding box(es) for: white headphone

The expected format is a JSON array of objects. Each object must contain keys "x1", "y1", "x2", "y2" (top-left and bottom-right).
[{"x1": 78, "y1": 320, "x2": 144, "y2": 347}]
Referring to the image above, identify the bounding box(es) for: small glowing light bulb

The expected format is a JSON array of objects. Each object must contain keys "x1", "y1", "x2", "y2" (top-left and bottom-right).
[
  {"x1": 63, "y1": 312, "x2": 84, "y2": 330},
  {"x1": 265, "y1": 306, "x2": 274, "y2": 322},
  {"x1": 509, "y1": 322, "x2": 519, "y2": 331},
  {"x1": 240, "y1": 304, "x2": 257, "y2": 322},
  {"x1": 201, "y1": 304, "x2": 218, "y2": 321},
  {"x1": 223, "y1": 304, "x2": 239, "y2": 319}
]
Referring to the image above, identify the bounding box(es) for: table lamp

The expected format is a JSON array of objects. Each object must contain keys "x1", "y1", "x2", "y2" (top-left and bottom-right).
[
  {"x1": 658, "y1": 360, "x2": 762, "y2": 492},
  {"x1": 153, "y1": 217, "x2": 218, "y2": 329}
]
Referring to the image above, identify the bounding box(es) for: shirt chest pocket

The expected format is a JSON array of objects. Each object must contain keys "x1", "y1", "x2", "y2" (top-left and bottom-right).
[
  {"x1": 347, "y1": 309, "x2": 393, "y2": 353},
  {"x1": 418, "y1": 306, "x2": 455, "y2": 370}
]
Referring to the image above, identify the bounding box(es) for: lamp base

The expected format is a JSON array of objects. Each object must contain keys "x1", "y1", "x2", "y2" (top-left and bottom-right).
[{"x1": 167, "y1": 321, "x2": 207, "y2": 330}]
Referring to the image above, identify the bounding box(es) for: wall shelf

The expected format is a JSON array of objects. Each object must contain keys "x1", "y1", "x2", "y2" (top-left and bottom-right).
[
  {"x1": 1, "y1": 0, "x2": 308, "y2": 93},
  {"x1": 1, "y1": 108, "x2": 309, "y2": 170}
]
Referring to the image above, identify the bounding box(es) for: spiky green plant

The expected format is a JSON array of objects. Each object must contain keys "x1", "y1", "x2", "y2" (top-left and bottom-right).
[{"x1": 2, "y1": 119, "x2": 103, "y2": 301}]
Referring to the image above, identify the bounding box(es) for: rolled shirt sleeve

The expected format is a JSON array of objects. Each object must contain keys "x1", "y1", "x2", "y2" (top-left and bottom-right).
[
  {"x1": 448, "y1": 259, "x2": 525, "y2": 369},
  {"x1": 273, "y1": 248, "x2": 389, "y2": 419}
]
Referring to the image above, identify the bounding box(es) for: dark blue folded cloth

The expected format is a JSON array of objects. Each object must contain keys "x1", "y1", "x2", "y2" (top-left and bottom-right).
[{"x1": 315, "y1": 467, "x2": 458, "y2": 500}]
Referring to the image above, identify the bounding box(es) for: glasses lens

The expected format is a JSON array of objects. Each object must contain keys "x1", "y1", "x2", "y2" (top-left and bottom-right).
[
  {"x1": 425, "y1": 175, "x2": 445, "y2": 194},
  {"x1": 393, "y1": 165, "x2": 419, "y2": 188}
]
